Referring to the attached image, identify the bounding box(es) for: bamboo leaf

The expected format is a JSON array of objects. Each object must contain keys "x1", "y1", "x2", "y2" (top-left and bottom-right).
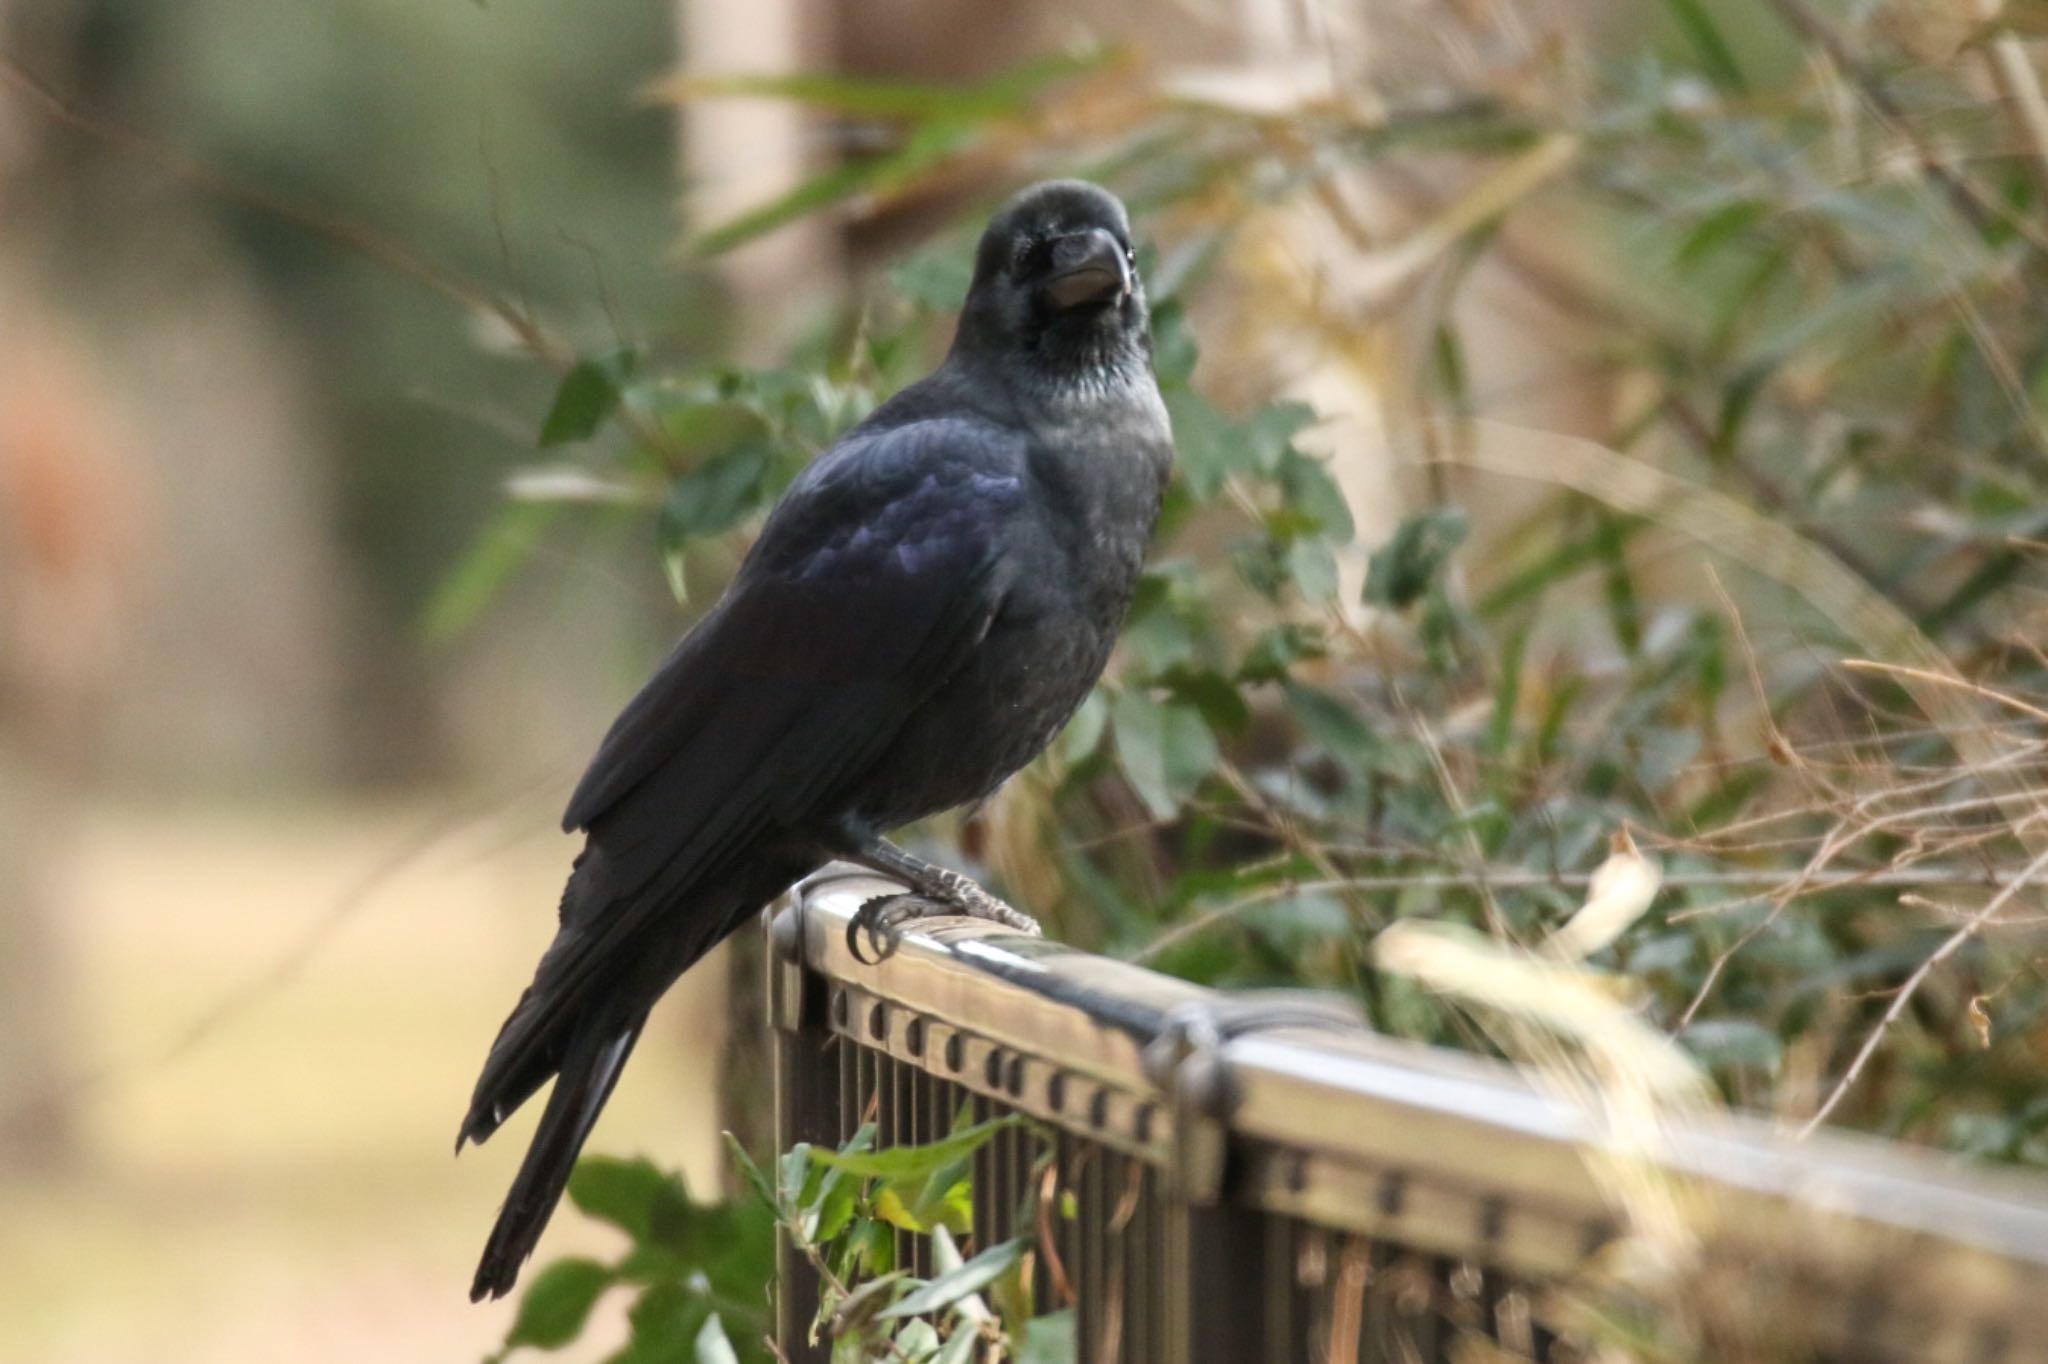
[
  {"x1": 1661, "y1": 0, "x2": 1749, "y2": 93},
  {"x1": 877, "y1": 1238, "x2": 1025, "y2": 1320},
  {"x1": 807, "y1": 1115, "x2": 1023, "y2": 1183},
  {"x1": 541, "y1": 350, "x2": 638, "y2": 446}
]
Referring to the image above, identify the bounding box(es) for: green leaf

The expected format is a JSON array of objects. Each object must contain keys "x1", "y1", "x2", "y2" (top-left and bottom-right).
[
  {"x1": 1680, "y1": 1020, "x2": 1783, "y2": 1075},
  {"x1": 569, "y1": 1156, "x2": 690, "y2": 1246},
  {"x1": 893, "y1": 1321, "x2": 944, "y2": 1357},
  {"x1": 779, "y1": 1143, "x2": 812, "y2": 1213},
  {"x1": 658, "y1": 440, "x2": 778, "y2": 597},
  {"x1": 1277, "y1": 448, "x2": 1354, "y2": 542},
  {"x1": 1159, "y1": 666, "x2": 1252, "y2": 735},
  {"x1": 1432, "y1": 323, "x2": 1469, "y2": 409},
  {"x1": 616, "y1": 1280, "x2": 711, "y2": 1363},
  {"x1": 1487, "y1": 626, "x2": 1526, "y2": 757},
  {"x1": 661, "y1": 442, "x2": 773, "y2": 542},
  {"x1": 932, "y1": 1323, "x2": 980, "y2": 1364},
  {"x1": 659, "y1": 399, "x2": 775, "y2": 463},
  {"x1": 1245, "y1": 400, "x2": 1317, "y2": 473},
  {"x1": 663, "y1": 51, "x2": 1109, "y2": 122},
  {"x1": 1016, "y1": 1307, "x2": 1078, "y2": 1364},
  {"x1": 504, "y1": 1257, "x2": 615, "y2": 1350},
  {"x1": 1675, "y1": 199, "x2": 1768, "y2": 271},
  {"x1": 541, "y1": 350, "x2": 637, "y2": 447},
  {"x1": 1055, "y1": 689, "x2": 1109, "y2": 766},
  {"x1": 1238, "y1": 624, "x2": 1324, "y2": 683},
  {"x1": 1241, "y1": 893, "x2": 1351, "y2": 953},
  {"x1": 692, "y1": 122, "x2": 970, "y2": 256},
  {"x1": 878, "y1": 1238, "x2": 1025, "y2": 1320},
  {"x1": 1112, "y1": 688, "x2": 1219, "y2": 820},
  {"x1": 421, "y1": 501, "x2": 559, "y2": 642},
  {"x1": 1163, "y1": 389, "x2": 1237, "y2": 499},
  {"x1": 1660, "y1": 0, "x2": 1748, "y2": 93},
  {"x1": 1282, "y1": 682, "x2": 1381, "y2": 777},
  {"x1": 723, "y1": 1132, "x2": 780, "y2": 1215},
  {"x1": 891, "y1": 244, "x2": 975, "y2": 312},
  {"x1": 809, "y1": 1161, "x2": 865, "y2": 1245},
  {"x1": 807, "y1": 1116, "x2": 1021, "y2": 1183},
  {"x1": 1285, "y1": 538, "x2": 1340, "y2": 604},
  {"x1": 1149, "y1": 297, "x2": 1200, "y2": 386},
  {"x1": 873, "y1": 1184, "x2": 929, "y2": 1233},
  {"x1": 1364, "y1": 506, "x2": 1469, "y2": 609},
  {"x1": 1593, "y1": 512, "x2": 1641, "y2": 655}
]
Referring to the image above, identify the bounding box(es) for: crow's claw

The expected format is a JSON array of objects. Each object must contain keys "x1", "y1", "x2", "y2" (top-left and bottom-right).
[
  {"x1": 844, "y1": 885, "x2": 1042, "y2": 964},
  {"x1": 846, "y1": 892, "x2": 945, "y2": 964}
]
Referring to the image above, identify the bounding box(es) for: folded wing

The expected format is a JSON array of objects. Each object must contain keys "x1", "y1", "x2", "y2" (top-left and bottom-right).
[{"x1": 461, "y1": 416, "x2": 1027, "y2": 1146}]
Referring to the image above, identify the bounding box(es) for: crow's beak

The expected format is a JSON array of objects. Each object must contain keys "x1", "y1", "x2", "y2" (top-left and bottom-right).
[{"x1": 1043, "y1": 228, "x2": 1132, "y2": 310}]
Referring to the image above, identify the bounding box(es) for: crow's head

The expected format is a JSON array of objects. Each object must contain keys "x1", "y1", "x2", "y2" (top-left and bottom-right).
[{"x1": 955, "y1": 180, "x2": 1150, "y2": 385}]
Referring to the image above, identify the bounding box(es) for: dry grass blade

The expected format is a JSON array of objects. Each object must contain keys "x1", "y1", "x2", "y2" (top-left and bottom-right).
[
  {"x1": 1545, "y1": 829, "x2": 1662, "y2": 961},
  {"x1": 1374, "y1": 918, "x2": 1709, "y2": 1279}
]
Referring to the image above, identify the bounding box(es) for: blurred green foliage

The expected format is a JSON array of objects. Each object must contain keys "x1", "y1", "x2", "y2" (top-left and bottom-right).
[
  {"x1": 491, "y1": 1117, "x2": 1074, "y2": 1364},
  {"x1": 487, "y1": 1153, "x2": 775, "y2": 1364},
  {"x1": 8, "y1": 0, "x2": 697, "y2": 778}
]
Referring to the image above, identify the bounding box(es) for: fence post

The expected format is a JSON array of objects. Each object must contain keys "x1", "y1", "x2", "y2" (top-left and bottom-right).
[{"x1": 769, "y1": 905, "x2": 835, "y2": 1364}]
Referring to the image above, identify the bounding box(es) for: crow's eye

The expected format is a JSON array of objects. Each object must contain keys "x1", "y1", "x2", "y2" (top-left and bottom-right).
[{"x1": 1010, "y1": 235, "x2": 1048, "y2": 277}]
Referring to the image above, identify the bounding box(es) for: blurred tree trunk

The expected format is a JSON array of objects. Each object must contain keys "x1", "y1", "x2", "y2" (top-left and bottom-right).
[
  {"x1": 0, "y1": 763, "x2": 73, "y2": 1167},
  {"x1": 0, "y1": 276, "x2": 142, "y2": 1170}
]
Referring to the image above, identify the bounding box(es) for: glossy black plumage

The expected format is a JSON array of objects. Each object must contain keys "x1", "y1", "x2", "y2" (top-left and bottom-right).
[{"x1": 458, "y1": 180, "x2": 1173, "y2": 1300}]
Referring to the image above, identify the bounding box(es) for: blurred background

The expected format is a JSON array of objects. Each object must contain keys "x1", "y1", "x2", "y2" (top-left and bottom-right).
[
  {"x1": 0, "y1": 2, "x2": 716, "y2": 1359},
  {"x1": 5, "y1": 0, "x2": 2048, "y2": 1359}
]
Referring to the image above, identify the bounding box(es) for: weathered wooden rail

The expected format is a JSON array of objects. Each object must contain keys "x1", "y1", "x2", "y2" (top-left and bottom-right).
[{"x1": 770, "y1": 866, "x2": 2048, "y2": 1363}]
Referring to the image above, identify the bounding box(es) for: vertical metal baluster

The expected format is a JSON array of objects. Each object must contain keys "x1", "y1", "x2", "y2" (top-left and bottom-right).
[
  {"x1": 1073, "y1": 1138, "x2": 1089, "y2": 1351},
  {"x1": 1013, "y1": 1108, "x2": 1031, "y2": 1246},
  {"x1": 1145, "y1": 1158, "x2": 1163, "y2": 1364},
  {"x1": 837, "y1": 1022, "x2": 856, "y2": 1142},
  {"x1": 858, "y1": 1045, "x2": 878, "y2": 1141},
  {"x1": 1382, "y1": 1251, "x2": 1438, "y2": 1364},
  {"x1": 972, "y1": 1089, "x2": 995, "y2": 1254},
  {"x1": 1130, "y1": 1160, "x2": 1151, "y2": 1364},
  {"x1": 988, "y1": 1097, "x2": 1006, "y2": 1246},
  {"x1": 1261, "y1": 1216, "x2": 1295, "y2": 1364},
  {"x1": 911, "y1": 1060, "x2": 928, "y2": 1276}
]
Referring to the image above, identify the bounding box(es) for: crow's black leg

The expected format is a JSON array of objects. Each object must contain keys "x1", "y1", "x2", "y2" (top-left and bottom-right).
[{"x1": 842, "y1": 838, "x2": 1040, "y2": 961}]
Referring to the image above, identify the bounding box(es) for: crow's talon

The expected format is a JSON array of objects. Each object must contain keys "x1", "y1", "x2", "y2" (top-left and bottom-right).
[
  {"x1": 846, "y1": 892, "x2": 944, "y2": 964},
  {"x1": 844, "y1": 886, "x2": 1041, "y2": 963}
]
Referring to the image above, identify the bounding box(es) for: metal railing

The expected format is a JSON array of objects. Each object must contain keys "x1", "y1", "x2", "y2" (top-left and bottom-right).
[{"x1": 768, "y1": 866, "x2": 2048, "y2": 1363}]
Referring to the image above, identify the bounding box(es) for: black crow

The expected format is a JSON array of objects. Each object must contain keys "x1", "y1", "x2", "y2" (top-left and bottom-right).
[{"x1": 458, "y1": 179, "x2": 1172, "y2": 1300}]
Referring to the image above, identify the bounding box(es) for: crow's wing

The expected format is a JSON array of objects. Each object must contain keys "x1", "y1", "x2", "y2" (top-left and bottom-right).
[
  {"x1": 564, "y1": 413, "x2": 1027, "y2": 913},
  {"x1": 464, "y1": 417, "x2": 1028, "y2": 1148}
]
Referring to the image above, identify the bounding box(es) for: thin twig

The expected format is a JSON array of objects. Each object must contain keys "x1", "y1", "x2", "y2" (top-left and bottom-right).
[
  {"x1": 1797, "y1": 842, "x2": 2048, "y2": 1137},
  {"x1": 1126, "y1": 865, "x2": 2037, "y2": 966},
  {"x1": 1842, "y1": 658, "x2": 2048, "y2": 725}
]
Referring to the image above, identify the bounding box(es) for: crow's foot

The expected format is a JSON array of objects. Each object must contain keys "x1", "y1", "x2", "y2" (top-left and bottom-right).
[
  {"x1": 846, "y1": 892, "x2": 941, "y2": 963},
  {"x1": 841, "y1": 844, "x2": 1042, "y2": 964}
]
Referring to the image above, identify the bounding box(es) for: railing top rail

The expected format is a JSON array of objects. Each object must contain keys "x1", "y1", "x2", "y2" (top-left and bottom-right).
[{"x1": 780, "y1": 866, "x2": 2048, "y2": 1351}]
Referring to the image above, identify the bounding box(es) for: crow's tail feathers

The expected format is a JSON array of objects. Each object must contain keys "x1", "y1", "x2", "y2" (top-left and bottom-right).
[{"x1": 467, "y1": 1021, "x2": 642, "y2": 1302}]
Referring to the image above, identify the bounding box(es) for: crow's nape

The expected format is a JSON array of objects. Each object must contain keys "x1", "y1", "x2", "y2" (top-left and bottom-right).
[{"x1": 468, "y1": 1022, "x2": 642, "y2": 1301}]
